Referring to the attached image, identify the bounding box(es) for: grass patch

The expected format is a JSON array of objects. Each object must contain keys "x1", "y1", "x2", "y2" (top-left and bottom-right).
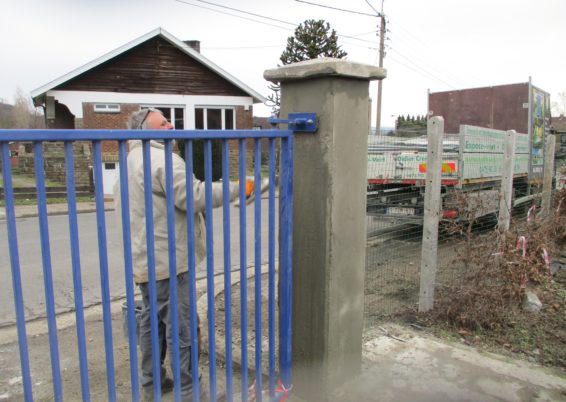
[
  {"x1": 0, "y1": 196, "x2": 93, "y2": 206},
  {"x1": 0, "y1": 173, "x2": 62, "y2": 188}
]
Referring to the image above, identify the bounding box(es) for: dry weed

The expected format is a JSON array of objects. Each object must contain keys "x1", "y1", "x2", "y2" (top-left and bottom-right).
[{"x1": 429, "y1": 188, "x2": 566, "y2": 331}]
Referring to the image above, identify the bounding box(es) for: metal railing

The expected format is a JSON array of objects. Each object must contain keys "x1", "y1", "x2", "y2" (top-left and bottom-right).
[{"x1": 0, "y1": 127, "x2": 294, "y2": 402}]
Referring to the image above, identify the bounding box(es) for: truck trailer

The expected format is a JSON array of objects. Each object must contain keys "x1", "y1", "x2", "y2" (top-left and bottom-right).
[
  {"x1": 367, "y1": 124, "x2": 534, "y2": 223},
  {"x1": 366, "y1": 81, "x2": 552, "y2": 224}
]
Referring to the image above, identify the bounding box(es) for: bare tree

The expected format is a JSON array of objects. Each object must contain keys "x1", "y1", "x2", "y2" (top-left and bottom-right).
[
  {"x1": 552, "y1": 91, "x2": 566, "y2": 116},
  {"x1": 11, "y1": 87, "x2": 32, "y2": 128},
  {"x1": 9, "y1": 87, "x2": 43, "y2": 128}
]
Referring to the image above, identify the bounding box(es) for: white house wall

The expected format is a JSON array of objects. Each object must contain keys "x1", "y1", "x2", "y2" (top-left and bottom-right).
[{"x1": 47, "y1": 90, "x2": 255, "y2": 128}]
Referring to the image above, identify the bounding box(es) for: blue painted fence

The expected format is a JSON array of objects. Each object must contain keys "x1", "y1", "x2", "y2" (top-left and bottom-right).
[{"x1": 0, "y1": 127, "x2": 295, "y2": 402}]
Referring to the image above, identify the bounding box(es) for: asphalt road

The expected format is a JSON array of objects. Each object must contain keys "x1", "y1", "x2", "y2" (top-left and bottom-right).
[{"x1": 0, "y1": 198, "x2": 277, "y2": 326}]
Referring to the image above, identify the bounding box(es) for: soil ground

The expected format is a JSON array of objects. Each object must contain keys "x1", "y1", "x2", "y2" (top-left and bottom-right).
[
  {"x1": 390, "y1": 266, "x2": 566, "y2": 370},
  {"x1": 364, "y1": 201, "x2": 566, "y2": 374}
]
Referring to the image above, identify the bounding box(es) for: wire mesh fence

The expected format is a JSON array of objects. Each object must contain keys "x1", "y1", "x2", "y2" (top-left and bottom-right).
[
  {"x1": 365, "y1": 134, "x2": 430, "y2": 324},
  {"x1": 364, "y1": 125, "x2": 557, "y2": 327}
]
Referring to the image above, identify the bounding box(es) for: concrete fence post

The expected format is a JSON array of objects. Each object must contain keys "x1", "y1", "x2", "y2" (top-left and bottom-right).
[
  {"x1": 542, "y1": 135, "x2": 556, "y2": 216},
  {"x1": 264, "y1": 59, "x2": 386, "y2": 401},
  {"x1": 498, "y1": 130, "x2": 516, "y2": 232},
  {"x1": 418, "y1": 116, "x2": 444, "y2": 312}
]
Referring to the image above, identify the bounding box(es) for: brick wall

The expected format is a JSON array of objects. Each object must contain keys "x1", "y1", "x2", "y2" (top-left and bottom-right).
[
  {"x1": 81, "y1": 102, "x2": 259, "y2": 178},
  {"x1": 229, "y1": 105, "x2": 255, "y2": 176},
  {"x1": 83, "y1": 103, "x2": 140, "y2": 162},
  {"x1": 18, "y1": 141, "x2": 93, "y2": 187}
]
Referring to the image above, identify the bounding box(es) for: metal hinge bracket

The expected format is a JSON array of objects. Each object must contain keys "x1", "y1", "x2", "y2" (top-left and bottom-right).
[{"x1": 268, "y1": 113, "x2": 317, "y2": 133}]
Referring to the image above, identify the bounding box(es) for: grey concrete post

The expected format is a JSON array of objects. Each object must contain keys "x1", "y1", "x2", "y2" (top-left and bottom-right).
[
  {"x1": 418, "y1": 116, "x2": 444, "y2": 312},
  {"x1": 498, "y1": 130, "x2": 516, "y2": 232},
  {"x1": 542, "y1": 135, "x2": 556, "y2": 216},
  {"x1": 264, "y1": 59, "x2": 386, "y2": 401}
]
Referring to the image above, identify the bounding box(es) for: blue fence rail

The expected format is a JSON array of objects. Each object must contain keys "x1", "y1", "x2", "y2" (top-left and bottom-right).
[{"x1": 0, "y1": 127, "x2": 294, "y2": 402}]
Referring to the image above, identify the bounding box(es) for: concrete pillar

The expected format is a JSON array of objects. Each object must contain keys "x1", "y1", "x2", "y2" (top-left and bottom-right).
[
  {"x1": 264, "y1": 59, "x2": 386, "y2": 401},
  {"x1": 498, "y1": 130, "x2": 516, "y2": 232},
  {"x1": 418, "y1": 116, "x2": 443, "y2": 312},
  {"x1": 542, "y1": 135, "x2": 556, "y2": 215}
]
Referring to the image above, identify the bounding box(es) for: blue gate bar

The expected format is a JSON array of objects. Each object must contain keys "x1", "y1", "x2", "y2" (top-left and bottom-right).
[
  {"x1": 204, "y1": 139, "x2": 218, "y2": 400},
  {"x1": 164, "y1": 139, "x2": 183, "y2": 402},
  {"x1": 33, "y1": 142, "x2": 63, "y2": 402},
  {"x1": 64, "y1": 141, "x2": 91, "y2": 401},
  {"x1": 253, "y1": 139, "x2": 263, "y2": 402},
  {"x1": 1, "y1": 143, "x2": 33, "y2": 402},
  {"x1": 0, "y1": 123, "x2": 302, "y2": 401},
  {"x1": 221, "y1": 139, "x2": 234, "y2": 402},
  {"x1": 238, "y1": 138, "x2": 249, "y2": 402},
  {"x1": 183, "y1": 140, "x2": 201, "y2": 402},
  {"x1": 92, "y1": 141, "x2": 117, "y2": 401},
  {"x1": 0, "y1": 129, "x2": 291, "y2": 142},
  {"x1": 142, "y1": 139, "x2": 163, "y2": 401},
  {"x1": 117, "y1": 140, "x2": 141, "y2": 401},
  {"x1": 279, "y1": 135, "x2": 294, "y2": 388},
  {"x1": 267, "y1": 138, "x2": 276, "y2": 397}
]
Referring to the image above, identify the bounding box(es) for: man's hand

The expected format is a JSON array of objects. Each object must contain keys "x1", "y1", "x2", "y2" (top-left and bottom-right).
[
  {"x1": 233, "y1": 178, "x2": 270, "y2": 207},
  {"x1": 244, "y1": 180, "x2": 255, "y2": 198}
]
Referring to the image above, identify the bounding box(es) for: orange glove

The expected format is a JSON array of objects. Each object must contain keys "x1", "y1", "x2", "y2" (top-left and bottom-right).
[
  {"x1": 245, "y1": 180, "x2": 255, "y2": 198},
  {"x1": 234, "y1": 180, "x2": 255, "y2": 198}
]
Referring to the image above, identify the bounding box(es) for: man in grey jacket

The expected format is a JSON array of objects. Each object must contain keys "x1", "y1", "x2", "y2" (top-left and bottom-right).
[{"x1": 116, "y1": 108, "x2": 238, "y2": 401}]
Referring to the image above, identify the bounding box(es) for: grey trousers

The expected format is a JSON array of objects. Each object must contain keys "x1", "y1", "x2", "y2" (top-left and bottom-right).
[{"x1": 138, "y1": 272, "x2": 199, "y2": 395}]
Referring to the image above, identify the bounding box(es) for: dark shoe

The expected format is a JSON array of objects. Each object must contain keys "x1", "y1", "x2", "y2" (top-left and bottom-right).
[
  {"x1": 161, "y1": 376, "x2": 174, "y2": 394},
  {"x1": 143, "y1": 376, "x2": 174, "y2": 401}
]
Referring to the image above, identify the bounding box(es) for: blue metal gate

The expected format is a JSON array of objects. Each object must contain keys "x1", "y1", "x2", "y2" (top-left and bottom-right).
[{"x1": 0, "y1": 115, "x2": 314, "y2": 401}]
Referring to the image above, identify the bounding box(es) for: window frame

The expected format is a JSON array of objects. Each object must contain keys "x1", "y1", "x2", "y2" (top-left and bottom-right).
[
  {"x1": 194, "y1": 106, "x2": 236, "y2": 130},
  {"x1": 93, "y1": 104, "x2": 121, "y2": 113}
]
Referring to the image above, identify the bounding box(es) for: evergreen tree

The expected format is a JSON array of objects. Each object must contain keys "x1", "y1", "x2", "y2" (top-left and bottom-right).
[
  {"x1": 280, "y1": 19, "x2": 347, "y2": 64},
  {"x1": 268, "y1": 19, "x2": 347, "y2": 116}
]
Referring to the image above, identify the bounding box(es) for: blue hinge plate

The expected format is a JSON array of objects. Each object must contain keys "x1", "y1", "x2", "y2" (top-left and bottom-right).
[{"x1": 268, "y1": 112, "x2": 317, "y2": 133}]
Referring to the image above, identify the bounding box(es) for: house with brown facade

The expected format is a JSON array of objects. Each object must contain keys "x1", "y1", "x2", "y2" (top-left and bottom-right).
[{"x1": 30, "y1": 27, "x2": 265, "y2": 195}]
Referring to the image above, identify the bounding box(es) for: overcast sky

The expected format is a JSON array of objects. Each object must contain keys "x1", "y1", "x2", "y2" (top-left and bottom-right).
[{"x1": 1, "y1": 0, "x2": 564, "y2": 127}]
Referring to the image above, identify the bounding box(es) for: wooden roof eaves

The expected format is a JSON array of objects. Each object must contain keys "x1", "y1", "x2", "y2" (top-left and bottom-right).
[{"x1": 31, "y1": 27, "x2": 266, "y2": 105}]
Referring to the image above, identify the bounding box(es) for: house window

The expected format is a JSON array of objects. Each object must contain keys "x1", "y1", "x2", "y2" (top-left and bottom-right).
[
  {"x1": 141, "y1": 106, "x2": 184, "y2": 129},
  {"x1": 94, "y1": 104, "x2": 121, "y2": 113},
  {"x1": 195, "y1": 107, "x2": 235, "y2": 130}
]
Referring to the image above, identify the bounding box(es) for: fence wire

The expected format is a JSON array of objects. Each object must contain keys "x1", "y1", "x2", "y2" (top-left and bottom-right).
[
  {"x1": 365, "y1": 134, "x2": 429, "y2": 324},
  {"x1": 364, "y1": 129, "x2": 556, "y2": 326}
]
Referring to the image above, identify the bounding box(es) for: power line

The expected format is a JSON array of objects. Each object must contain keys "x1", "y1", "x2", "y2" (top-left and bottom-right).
[
  {"x1": 386, "y1": 25, "x2": 467, "y2": 87},
  {"x1": 387, "y1": 52, "x2": 457, "y2": 90},
  {"x1": 193, "y1": 0, "x2": 296, "y2": 27},
  {"x1": 196, "y1": 0, "x2": 378, "y2": 44},
  {"x1": 388, "y1": 39, "x2": 467, "y2": 88},
  {"x1": 349, "y1": 30, "x2": 381, "y2": 37},
  {"x1": 387, "y1": 20, "x2": 487, "y2": 86},
  {"x1": 389, "y1": 47, "x2": 457, "y2": 88},
  {"x1": 365, "y1": 0, "x2": 380, "y2": 16},
  {"x1": 295, "y1": 0, "x2": 379, "y2": 17},
  {"x1": 176, "y1": 0, "x2": 378, "y2": 46},
  {"x1": 203, "y1": 45, "x2": 282, "y2": 50},
  {"x1": 174, "y1": 0, "x2": 291, "y2": 31}
]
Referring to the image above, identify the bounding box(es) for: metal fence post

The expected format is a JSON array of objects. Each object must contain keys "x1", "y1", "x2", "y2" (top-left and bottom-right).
[
  {"x1": 418, "y1": 116, "x2": 444, "y2": 312},
  {"x1": 498, "y1": 130, "x2": 516, "y2": 232},
  {"x1": 542, "y1": 135, "x2": 556, "y2": 215}
]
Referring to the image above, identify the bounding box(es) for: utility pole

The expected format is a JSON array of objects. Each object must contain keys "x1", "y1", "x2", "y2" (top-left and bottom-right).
[{"x1": 375, "y1": 0, "x2": 386, "y2": 135}]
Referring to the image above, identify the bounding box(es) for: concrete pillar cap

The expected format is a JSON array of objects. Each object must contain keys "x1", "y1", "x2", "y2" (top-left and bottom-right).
[{"x1": 264, "y1": 57, "x2": 386, "y2": 83}]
